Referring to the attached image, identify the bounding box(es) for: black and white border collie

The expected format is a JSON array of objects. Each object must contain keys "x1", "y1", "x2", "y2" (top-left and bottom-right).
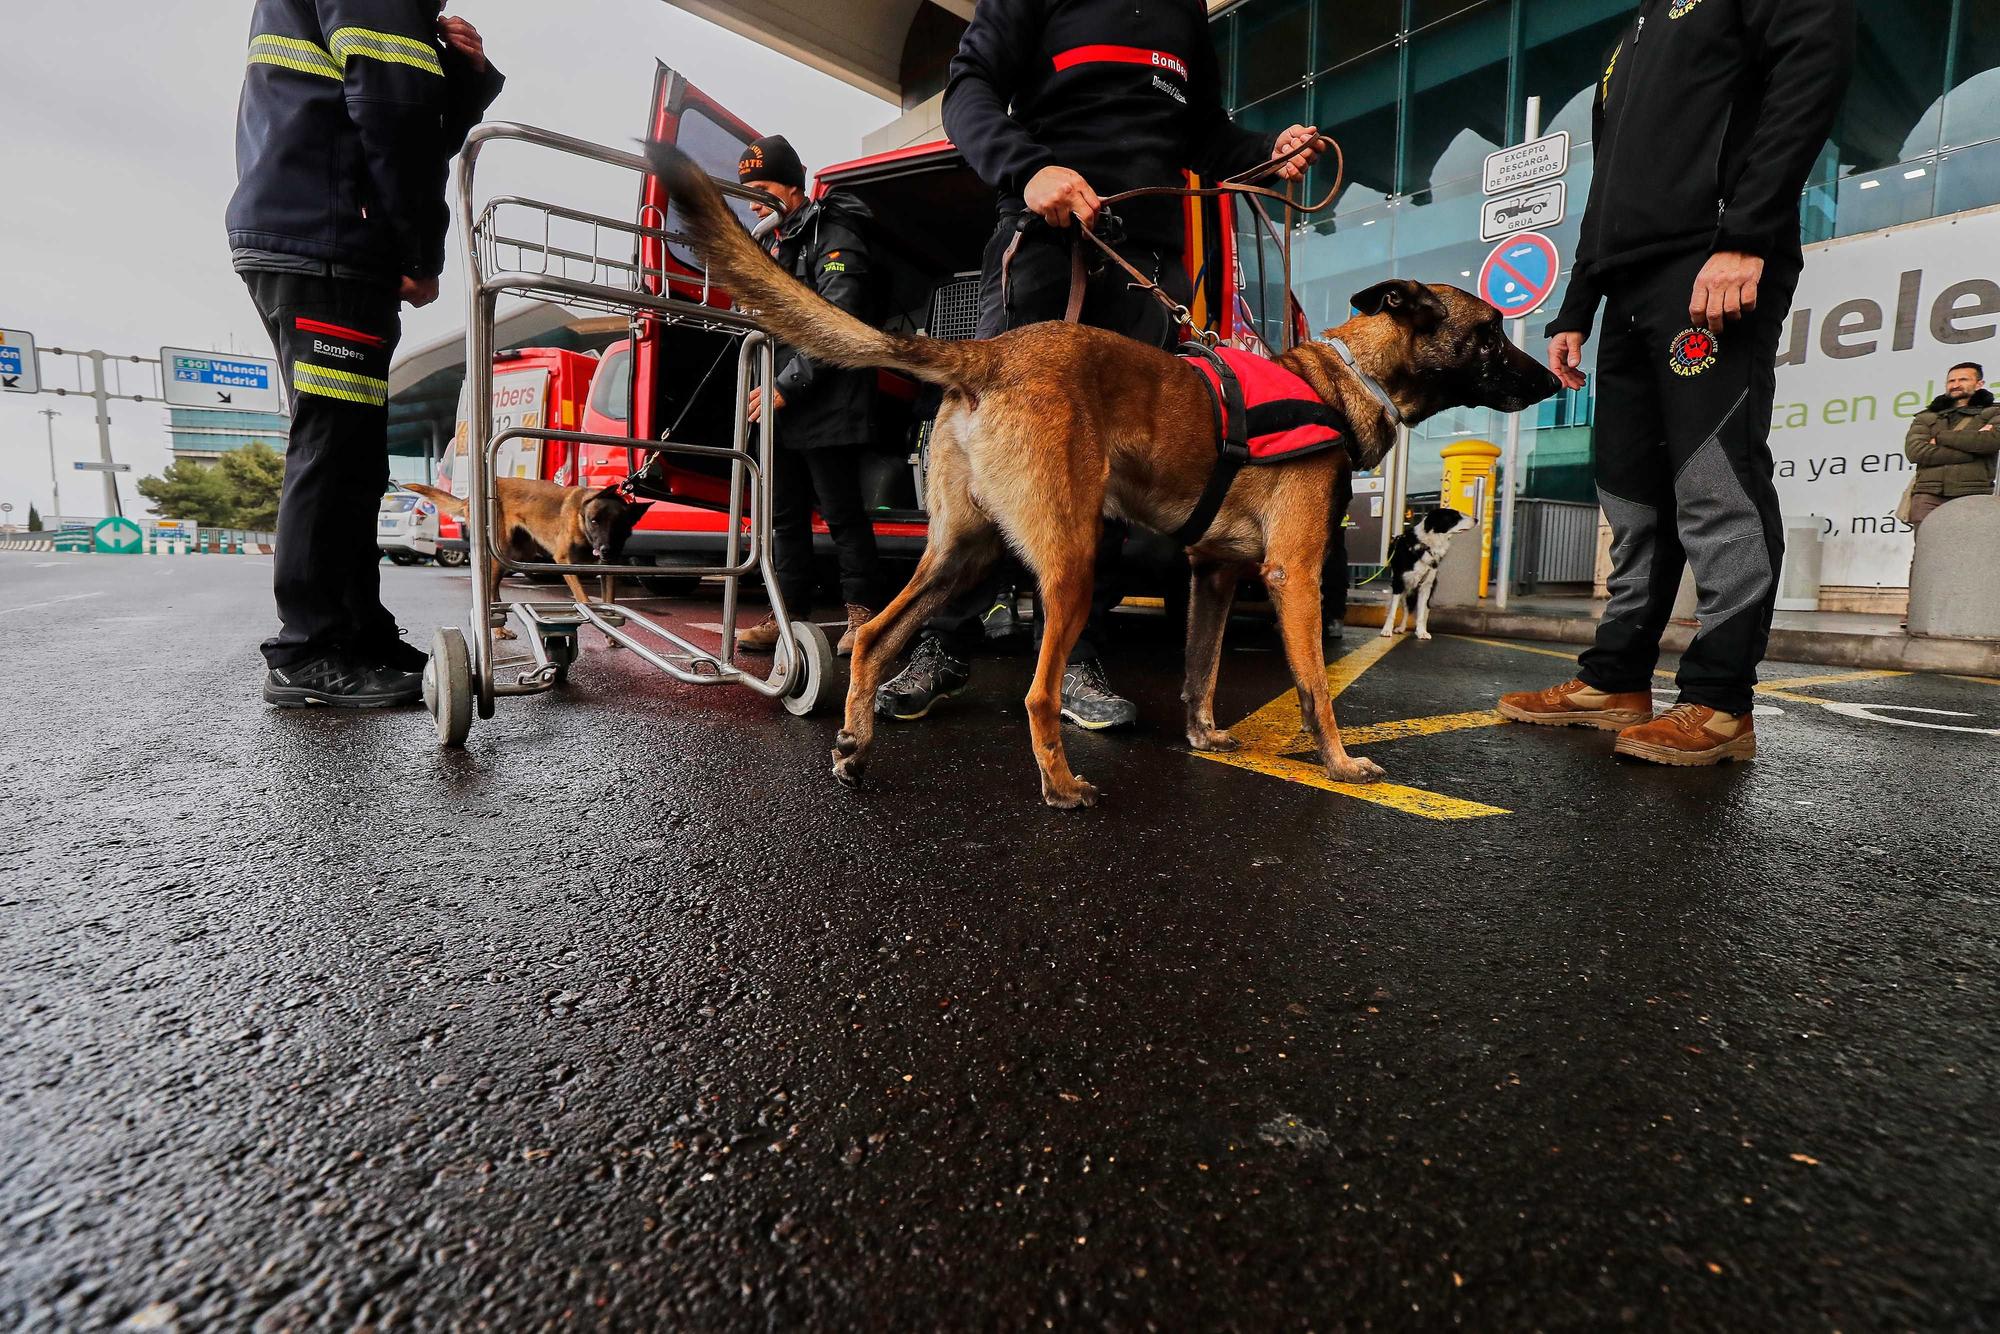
[{"x1": 1379, "y1": 507, "x2": 1475, "y2": 641}]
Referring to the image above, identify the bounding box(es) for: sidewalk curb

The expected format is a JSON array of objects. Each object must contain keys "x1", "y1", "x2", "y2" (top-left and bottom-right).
[{"x1": 1423, "y1": 606, "x2": 2000, "y2": 676}]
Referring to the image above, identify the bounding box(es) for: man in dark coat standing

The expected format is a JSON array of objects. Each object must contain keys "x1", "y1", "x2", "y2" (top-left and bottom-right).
[
  {"x1": 1500, "y1": 0, "x2": 1855, "y2": 767},
  {"x1": 872, "y1": 0, "x2": 1320, "y2": 730},
  {"x1": 734, "y1": 135, "x2": 885, "y2": 658}
]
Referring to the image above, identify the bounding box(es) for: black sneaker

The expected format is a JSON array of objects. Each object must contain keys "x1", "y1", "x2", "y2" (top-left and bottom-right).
[
  {"x1": 364, "y1": 631, "x2": 429, "y2": 673},
  {"x1": 1059, "y1": 658, "x2": 1137, "y2": 730},
  {"x1": 980, "y1": 586, "x2": 1024, "y2": 642},
  {"x1": 874, "y1": 635, "x2": 972, "y2": 721},
  {"x1": 264, "y1": 654, "x2": 423, "y2": 708}
]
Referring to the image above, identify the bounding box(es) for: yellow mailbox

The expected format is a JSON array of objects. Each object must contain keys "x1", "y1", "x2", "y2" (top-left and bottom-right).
[{"x1": 1439, "y1": 439, "x2": 1501, "y2": 597}]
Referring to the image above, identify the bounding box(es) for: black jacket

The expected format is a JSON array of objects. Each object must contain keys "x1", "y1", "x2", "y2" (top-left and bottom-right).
[
  {"x1": 771, "y1": 191, "x2": 881, "y2": 451},
  {"x1": 227, "y1": 0, "x2": 504, "y2": 283},
  {"x1": 941, "y1": 0, "x2": 1275, "y2": 248},
  {"x1": 1546, "y1": 0, "x2": 1854, "y2": 337}
]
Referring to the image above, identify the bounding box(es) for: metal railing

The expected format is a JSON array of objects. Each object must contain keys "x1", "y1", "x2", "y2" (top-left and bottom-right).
[{"x1": 1509, "y1": 498, "x2": 1599, "y2": 590}]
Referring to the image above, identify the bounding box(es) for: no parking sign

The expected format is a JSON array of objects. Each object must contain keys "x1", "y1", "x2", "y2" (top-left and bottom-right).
[{"x1": 1477, "y1": 232, "x2": 1561, "y2": 319}]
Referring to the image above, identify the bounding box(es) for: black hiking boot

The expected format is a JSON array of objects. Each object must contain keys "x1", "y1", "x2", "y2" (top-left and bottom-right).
[
  {"x1": 874, "y1": 635, "x2": 972, "y2": 721},
  {"x1": 1059, "y1": 658, "x2": 1138, "y2": 731}
]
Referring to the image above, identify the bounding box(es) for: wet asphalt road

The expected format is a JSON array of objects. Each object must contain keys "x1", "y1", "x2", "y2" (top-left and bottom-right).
[{"x1": 3, "y1": 551, "x2": 1998, "y2": 1332}]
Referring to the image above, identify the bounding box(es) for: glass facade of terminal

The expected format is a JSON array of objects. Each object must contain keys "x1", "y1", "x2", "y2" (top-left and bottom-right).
[
  {"x1": 1213, "y1": 0, "x2": 2000, "y2": 501},
  {"x1": 167, "y1": 407, "x2": 291, "y2": 461}
]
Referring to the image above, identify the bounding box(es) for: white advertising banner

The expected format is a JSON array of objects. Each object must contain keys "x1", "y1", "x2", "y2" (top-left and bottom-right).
[{"x1": 1772, "y1": 205, "x2": 2000, "y2": 589}]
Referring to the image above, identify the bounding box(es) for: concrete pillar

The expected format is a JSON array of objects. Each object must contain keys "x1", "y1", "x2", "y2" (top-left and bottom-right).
[
  {"x1": 1428, "y1": 529, "x2": 1485, "y2": 608},
  {"x1": 1907, "y1": 495, "x2": 2000, "y2": 639}
]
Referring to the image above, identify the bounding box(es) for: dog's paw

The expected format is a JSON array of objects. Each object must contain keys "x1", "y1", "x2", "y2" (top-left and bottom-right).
[
  {"x1": 1187, "y1": 728, "x2": 1240, "y2": 754},
  {"x1": 495, "y1": 626, "x2": 519, "y2": 641},
  {"x1": 1415, "y1": 630, "x2": 1433, "y2": 642},
  {"x1": 831, "y1": 751, "x2": 866, "y2": 790},
  {"x1": 1328, "y1": 755, "x2": 1386, "y2": 784},
  {"x1": 1378, "y1": 626, "x2": 1396, "y2": 638},
  {"x1": 1042, "y1": 778, "x2": 1100, "y2": 810}
]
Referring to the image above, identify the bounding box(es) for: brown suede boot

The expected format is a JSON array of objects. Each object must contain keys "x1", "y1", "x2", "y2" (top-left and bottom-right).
[
  {"x1": 1614, "y1": 704, "x2": 1756, "y2": 766},
  {"x1": 736, "y1": 614, "x2": 782, "y2": 654},
  {"x1": 836, "y1": 604, "x2": 872, "y2": 658},
  {"x1": 1498, "y1": 678, "x2": 1654, "y2": 730}
]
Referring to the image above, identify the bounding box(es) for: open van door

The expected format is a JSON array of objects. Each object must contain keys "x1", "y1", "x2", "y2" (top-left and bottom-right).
[
  {"x1": 637, "y1": 65, "x2": 762, "y2": 299},
  {"x1": 627, "y1": 65, "x2": 765, "y2": 491}
]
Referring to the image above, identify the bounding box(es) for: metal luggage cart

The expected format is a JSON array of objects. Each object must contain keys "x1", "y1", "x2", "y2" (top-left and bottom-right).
[{"x1": 423, "y1": 122, "x2": 838, "y2": 746}]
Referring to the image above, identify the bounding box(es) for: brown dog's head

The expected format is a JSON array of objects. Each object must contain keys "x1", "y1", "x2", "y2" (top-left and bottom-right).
[
  {"x1": 581, "y1": 487, "x2": 653, "y2": 561},
  {"x1": 1332, "y1": 279, "x2": 1561, "y2": 428}
]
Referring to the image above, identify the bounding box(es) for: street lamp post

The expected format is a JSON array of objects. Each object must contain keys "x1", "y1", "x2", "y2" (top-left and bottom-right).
[{"x1": 38, "y1": 408, "x2": 63, "y2": 521}]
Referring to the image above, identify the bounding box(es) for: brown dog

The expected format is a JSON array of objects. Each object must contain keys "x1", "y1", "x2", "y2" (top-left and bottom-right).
[
  {"x1": 647, "y1": 141, "x2": 1558, "y2": 807},
  {"x1": 405, "y1": 481, "x2": 651, "y2": 631}
]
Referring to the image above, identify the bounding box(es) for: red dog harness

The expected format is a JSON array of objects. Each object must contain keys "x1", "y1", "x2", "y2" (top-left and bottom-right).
[{"x1": 1173, "y1": 344, "x2": 1354, "y2": 544}]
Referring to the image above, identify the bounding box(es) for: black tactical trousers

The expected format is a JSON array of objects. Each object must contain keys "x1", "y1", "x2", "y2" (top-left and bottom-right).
[
  {"x1": 1577, "y1": 250, "x2": 1800, "y2": 716},
  {"x1": 771, "y1": 444, "x2": 880, "y2": 616},
  {"x1": 244, "y1": 270, "x2": 404, "y2": 669}
]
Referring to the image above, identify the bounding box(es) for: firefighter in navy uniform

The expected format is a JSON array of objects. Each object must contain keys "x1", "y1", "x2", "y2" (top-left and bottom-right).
[
  {"x1": 732, "y1": 136, "x2": 886, "y2": 661},
  {"x1": 873, "y1": 0, "x2": 1322, "y2": 730},
  {"x1": 1500, "y1": 0, "x2": 1854, "y2": 766},
  {"x1": 228, "y1": 1, "x2": 503, "y2": 708}
]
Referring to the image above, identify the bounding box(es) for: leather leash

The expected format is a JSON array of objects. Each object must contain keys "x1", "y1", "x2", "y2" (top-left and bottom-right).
[{"x1": 998, "y1": 136, "x2": 1345, "y2": 344}]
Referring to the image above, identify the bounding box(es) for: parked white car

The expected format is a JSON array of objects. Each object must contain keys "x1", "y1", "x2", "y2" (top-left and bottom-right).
[{"x1": 378, "y1": 487, "x2": 464, "y2": 566}]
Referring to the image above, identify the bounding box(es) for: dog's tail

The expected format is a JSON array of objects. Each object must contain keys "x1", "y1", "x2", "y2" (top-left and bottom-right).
[
  {"x1": 643, "y1": 140, "x2": 993, "y2": 394},
  {"x1": 404, "y1": 482, "x2": 466, "y2": 520}
]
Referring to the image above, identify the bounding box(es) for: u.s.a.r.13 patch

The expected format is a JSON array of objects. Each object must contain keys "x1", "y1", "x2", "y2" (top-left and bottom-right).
[{"x1": 1668, "y1": 328, "x2": 1719, "y2": 377}]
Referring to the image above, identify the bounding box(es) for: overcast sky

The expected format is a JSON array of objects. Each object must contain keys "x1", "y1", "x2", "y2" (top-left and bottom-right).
[{"x1": 0, "y1": 2, "x2": 891, "y2": 524}]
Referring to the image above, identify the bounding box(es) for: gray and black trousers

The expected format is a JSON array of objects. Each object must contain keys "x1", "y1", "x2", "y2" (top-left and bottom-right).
[{"x1": 1578, "y1": 249, "x2": 1801, "y2": 718}]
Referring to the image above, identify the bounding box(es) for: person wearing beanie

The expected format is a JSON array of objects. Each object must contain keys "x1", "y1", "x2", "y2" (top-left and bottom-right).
[{"x1": 732, "y1": 135, "x2": 884, "y2": 660}]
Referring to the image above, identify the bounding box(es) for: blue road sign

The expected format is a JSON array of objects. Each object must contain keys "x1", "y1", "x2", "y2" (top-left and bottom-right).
[
  {"x1": 160, "y1": 346, "x2": 286, "y2": 412},
  {"x1": 171, "y1": 354, "x2": 271, "y2": 390},
  {"x1": 0, "y1": 326, "x2": 40, "y2": 393},
  {"x1": 1477, "y1": 233, "x2": 1562, "y2": 319}
]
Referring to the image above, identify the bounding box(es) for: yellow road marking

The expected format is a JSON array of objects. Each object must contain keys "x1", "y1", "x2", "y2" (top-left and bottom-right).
[
  {"x1": 1947, "y1": 674, "x2": 2000, "y2": 688},
  {"x1": 1229, "y1": 633, "x2": 1403, "y2": 751},
  {"x1": 1758, "y1": 669, "x2": 1908, "y2": 691},
  {"x1": 1337, "y1": 709, "x2": 1506, "y2": 747},
  {"x1": 1457, "y1": 636, "x2": 1919, "y2": 704},
  {"x1": 1199, "y1": 747, "x2": 1510, "y2": 819},
  {"x1": 1193, "y1": 636, "x2": 1512, "y2": 820}
]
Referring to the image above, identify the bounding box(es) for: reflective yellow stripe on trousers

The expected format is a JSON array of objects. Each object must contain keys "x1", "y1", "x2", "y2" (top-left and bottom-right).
[{"x1": 294, "y1": 361, "x2": 389, "y2": 407}]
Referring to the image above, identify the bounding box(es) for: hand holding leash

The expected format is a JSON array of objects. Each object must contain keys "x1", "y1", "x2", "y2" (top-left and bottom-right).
[
  {"x1": 1024, "y1": 165, "x2": 1104, "y2": 231},
  {"x1": 1269, "y1": 124, "x2": 1322, "y2": 182}
]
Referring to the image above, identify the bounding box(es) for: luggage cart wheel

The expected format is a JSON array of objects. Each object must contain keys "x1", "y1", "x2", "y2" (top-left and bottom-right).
[
  {"x1": 426, "y1": 626, "x2": 474, "y2": 747},
  {"x1": 547, "y1": 634, "x2": 578, "y2": 685},
  {"x1": 782, "y1": 619, "x2": 837, "y2": 718}
]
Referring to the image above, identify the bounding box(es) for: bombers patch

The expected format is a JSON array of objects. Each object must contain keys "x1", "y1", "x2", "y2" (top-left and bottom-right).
[
  {"x1": 1668, "y1": 0, "x2": 1704, "y2": 16},
  {"x1": 1669, "y1": 328, "x2": 1719, "y2": 377}
]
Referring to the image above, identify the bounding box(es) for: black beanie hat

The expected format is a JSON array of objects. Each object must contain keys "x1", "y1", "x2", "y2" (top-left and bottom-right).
[{"x1": 737, "y1": 136, "x2": 805, "y2": 190}]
